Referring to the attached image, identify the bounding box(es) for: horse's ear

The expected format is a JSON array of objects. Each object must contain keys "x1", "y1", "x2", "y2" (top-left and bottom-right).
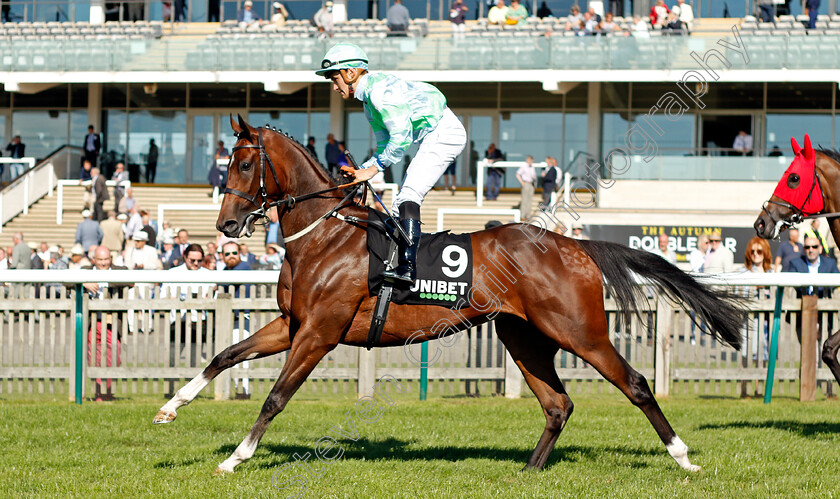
[
  {"x1": 803, "y1": 134, "x2": 815, "y2": 161},
  {"x1": 231, "y1": 113, "x2": 251, "y2": 141},
  {"x1": 791, "y1": 136, "x2": 802, "y2": 156}
]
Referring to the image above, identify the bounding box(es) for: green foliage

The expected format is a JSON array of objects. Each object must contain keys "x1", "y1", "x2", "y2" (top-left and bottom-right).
[{"x1": 1, "y1": 394, "x2": 838, "y2": 498}]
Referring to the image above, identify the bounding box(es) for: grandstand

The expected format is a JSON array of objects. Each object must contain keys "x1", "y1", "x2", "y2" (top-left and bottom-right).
[{"x1": 0, "y1": 0, "x2": 839, "y2": 265}]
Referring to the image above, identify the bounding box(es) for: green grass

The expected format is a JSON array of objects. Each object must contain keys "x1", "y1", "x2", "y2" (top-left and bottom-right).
[{"x1": 2, "y1": 391, "x2": 839, "y2": 498}]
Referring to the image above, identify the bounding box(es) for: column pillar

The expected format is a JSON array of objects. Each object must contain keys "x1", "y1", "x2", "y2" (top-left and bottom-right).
[
  {"x1": 587, "y1": 81, "x2": 601, "y2": 159},
  {"x1": 90, "y1": 0, "x2": 105, "y2": 24},
  {"x1": 332, "y1": 0, "x2": 348, "y2": 22},
  {"x1": 87, "y1": 84, "x2": 103, "y2": 133},
  {"x1": 329, "y1": 87, "x2": 345, "y2": 140}
]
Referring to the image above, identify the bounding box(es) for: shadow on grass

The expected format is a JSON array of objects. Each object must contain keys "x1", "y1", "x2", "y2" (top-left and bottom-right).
[
  {"x1": 213, "y1": 436, "x2": 664, "y2": 470},
  {"x1": 154, "y1": 457, "x2": 205, "y2": 468},
  {"x1": 698, "y1": 419, "x2": 840, "y2": 438}
]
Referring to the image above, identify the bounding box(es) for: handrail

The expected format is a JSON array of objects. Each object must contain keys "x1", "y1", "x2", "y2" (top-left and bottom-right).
[
  {"x1": 0, "y1": 156, "x2": 55, "y2": 232},
  {"x1": 55, "y1": 179, "x2": 132, "y2": 225},
  {"x1": 475, "y1": 160, "x2": 548, "y2": 207}
]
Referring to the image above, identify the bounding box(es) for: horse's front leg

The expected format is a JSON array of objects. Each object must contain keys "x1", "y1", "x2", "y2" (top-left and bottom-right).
[
  {"x1": 215, "y1": 332, "x2": 338, "y2": 474},
  {"x1": 821, "y1": 330, "x2": 840, "y2": 389},
  {"x1": 153, "y1": 314, "x2": 290, "y2": 424}
]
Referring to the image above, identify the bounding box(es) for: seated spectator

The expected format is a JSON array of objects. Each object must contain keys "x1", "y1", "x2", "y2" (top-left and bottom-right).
[
  {"x1": 579, "y1": 10, "x2": 599, "y2": 35},
  {"x1": 787, "y1": 236, "x2": 840, "y2": 298},
  {"x1": 650, "y1": 0, "x2": 669, "y2": 29},
  {"x1": 202, "y1": 255, "x2": 217, "y2": 270},
  {"x1": 536, "y1": 1, "x2": 552, "y2": 18},
  {"x1": 69, "y1": 243, "x2": 90, "y2": 269},
  {"x1": 313, "y1": 1, "x2": 334, "y2": 36},
  {"x1": 76, "y1": 209, "x2": 104, "y2": 254},
  {"x1": 505, "y1": 0, "x2": 528, "y2": 25},
  {"x1": 488, "y1": 0, "x2": 508, "y2": 25},
  {"x1": 664, "y1": 11, "x2": 683, "y2": 33},
  {"x1": 450, "y1": 0, "x2": 469, "y2": 41},
  {"x1": 672, "y1": 0, "x2": 694, "y2": 31},
  {"x1": 599, "y1": 11, "x2": 618, "y2": 32},
  {"x1": 259, "y1": 243, "x2": 285, "y2": 270},
  {"x1": 271, "y1": 1, "x2": 289, "y2": 28},
  {"x1": 237, "y1": 0, "x2": 262, "y2": 28},
  {"x1": 564, "y1": 5, "x2": 583, "y2": 30},
  {"x1": 160, "y1": 237, "x2": 176, "y2": 269},
  {"x1": 387, "y1": 0, "x2": 411, "y2": 36},
  {"x1": 586, "y1": 6, "x2": 602, "y2": 22},
  {"x1": 111, "y1": 162, "x2": 128, "y2": 212},
  {"x1": 631, "y1": 14, "x2": 650, "y2": 37}
]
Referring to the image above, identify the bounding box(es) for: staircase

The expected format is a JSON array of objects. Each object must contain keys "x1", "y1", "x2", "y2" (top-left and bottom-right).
[{"x1": 0, "y1": 184, "x2": 576, "y2": 255}]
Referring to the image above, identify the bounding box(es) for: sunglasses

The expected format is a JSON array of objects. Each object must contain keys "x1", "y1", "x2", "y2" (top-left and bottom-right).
[
  {"x1": 186, "y1": 258, "x2": 203, "y2": 264},
  {"x1": 804, "y1": 245, "x2": 821, "y2": 249},
  {"x1": 224, "y1": 251, "x2": 239, "y2": 256},
  {"x1": 750, "y1": 249, "x2": 763, "y2": 255},
  {"x1": 710, "y1": 239, "x2": 721, "y2": 243}
]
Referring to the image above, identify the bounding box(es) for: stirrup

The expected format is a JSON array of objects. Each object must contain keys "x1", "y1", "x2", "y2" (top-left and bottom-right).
[{"x1": 384, "y1": 268, "x2": 415, "y2": 283}]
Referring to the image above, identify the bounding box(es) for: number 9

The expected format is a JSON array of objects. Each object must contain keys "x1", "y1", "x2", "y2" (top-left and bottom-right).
[{"x1": 441, "y1": 245, "x2": 468, "y2": 279}]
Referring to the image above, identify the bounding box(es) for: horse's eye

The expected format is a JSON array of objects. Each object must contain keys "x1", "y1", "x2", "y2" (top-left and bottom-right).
[
  {"x1": 787, "y1": 173, "x2": 800, "y2": 189},
  {"x1": 240, "y1": 161, "x2": 251, "y2": 171}
]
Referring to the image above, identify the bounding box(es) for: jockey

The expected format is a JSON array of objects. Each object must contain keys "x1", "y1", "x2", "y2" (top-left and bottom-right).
[{"x1": 316, "y1": 42, "x2": 466, "y2": 283}]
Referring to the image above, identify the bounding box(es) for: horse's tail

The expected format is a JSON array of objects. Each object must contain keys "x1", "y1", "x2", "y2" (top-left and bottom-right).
[{"x1": 577, "y1": 239, "x2": 745, "y2": 350}]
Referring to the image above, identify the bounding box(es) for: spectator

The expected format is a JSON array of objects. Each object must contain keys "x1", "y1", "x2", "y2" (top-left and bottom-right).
[
  {"x1": 112, "y1": 162, "x2": 128, "y2": 211},
  {"x1": 580, "y1": 10, "x2": 599, "y2": 35},
  {"x1": 540, "y1": 156, "x2": 558, "y2": 207},
  {"x1": 83, "y1": 246, "x2": 131, "y2": 401},
  {"x1": 313, "y1": 1, "x2": 334, "y2": 36},
  {"x1": 0, "y1": 248, "x2": 7, "y2": 270},
  {"x1": 703, "y1": 230, "x2": 735, "y2": 273},
  {"x1": 169, "y1": 229, "x2": 191, "y2": 268},
  {"x1": 68, "y1": 243, "x2": 89, "y2": 269},
  {"x1": 664, "y1": 11, "x2": 683, "y2": 33},
  {"x1": 570, "y1": 222, "x2": 589, "y2": 240},
  {"x1": 265, "y1": 207, "x2": 280, "y2": 246},
  {"x1": 788, "y1": 236, "x2": 839, "y2": 297},
  {"x1": 79, "y1": 159, "x2": 93, "y2": 183},
  {"x1": 160, "y1": 237, "x2": 176, "y2": 269},
  {"x1": 387, "y1": 0, "x2": 411, "y2": 36},
  {"x1": 443, "y1": 160, "x2": 457, "y2": 194},
  {"x1": 488, "y1": 0, "x2": 508, "y2": 25},
  {"x1": 450, "y1": 0, "x2": 469, "y2": 42},
  {"x1": 689, "y1": 234, "x2": 709, "y2": 272},
  {"x1": 271, "y1": 1, "x2": 289, "y2": 27},
  {"x1": 651, "y1": 233, "x2": 677, "y2": 264},
  {"x1": 119, "y1": 187, "x2": 137, "y2": 213},
  {"x1": 5, "y1": 135, "x2": 25, "y2": 180},
  {"x1": 650, "y1": 0, "x2": 669, "y2": 28},
  {"x1": 238, "y1": 242, "x2": 258, "y2": 268},
  {"x1": 516, "y1": 155, "x2": 537, "y2": 219},
  {"x1": 732, "y1": 130, "x2": 753, "y2": 156},
  {"x1": 773, "y1": 228, "x2": 802, "y2": 272},
  {"x1": 536, "y1": 1, "x2": 552, "y2": 18},
  {"x1": 505, "y1": 0, "x2": 527, "y2": 25},
  {"x1": 10, "y1": 233, "x2": 30, "y2": 270},
  {"x1": 76, "y1": 209, "x2": 104, "y2": 254},
  {"x1": 739, "y1": 236, "x2": 773, "y2": 394},
  {"x1": 36, "y1": 242, "x2": 50, "y2": 264},
  {"x1": 125, "y1": 231, "x2": 162, "y2": 270},
  {"x1": 804, "y1": 219, "x2": 829, "y2": 256},
  {"x1": 206, "y1": 242, "x2": 219, "y2": 262},
  {"x1": 125, "y1": 206, "x2": 143, "y2": 243},
  {"x1": 91, "y1": 167, "x2": 109, "y2": 222},
  {"x1": 100, "y1": 210, "x2": 124, "y2": 256},
  {"x1": 259, "y1": 243, "x2": 285, "y2": 270},
  {"x1": 806, "y1": 0, "x2": 819, "y2": 29},
  {"x1": 83, "y1": 125, "x2": 101, "y2": 168},
  {"x1": 631, "y1": 14, "x2": 650, "y2": 36},
  {"x1": 203, "y1": 255, "x2": 217, "y2": 270},
  {"x1": 238, "y1": 0, "x2": 262, "y2": 28},
  {"x1": 485, "y1": 143, "x2": 504, "y2": 201},
  {"x1": 336, "y1": 141, "x2": 350, "y2": 170},
  {"x1": 138, "y1": 210, "x2": 157, "y2": 245},
  {"x1": 146, "y1": 139, "x2": 158, "y2": 183},
  {"x1": 305, "y1": 136, "x2": 318, "y2": 160},
  {"x1": 564, "y1": 4, "x2": 583, "y2": 30},
  {"x1": 325, "y1": 133, "x2": 341, "y2": 177},
  {"x1": 672, "y1": 0, "x2": 694, "y2": 31},
  {"x1": 600, "y1": 11, "x2": 618, "y2": 32},
  {"x1": 586, "y1": 6, "x2": 602, "y2": 22},
  {"x1": 28, "y1": 241, "x2": 44, "y2": 269}
]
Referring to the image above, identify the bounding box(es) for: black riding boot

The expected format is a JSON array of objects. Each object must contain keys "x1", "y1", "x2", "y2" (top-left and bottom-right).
[{"x1": 385, "y1": 202, "x2": 421, "y2": 283}]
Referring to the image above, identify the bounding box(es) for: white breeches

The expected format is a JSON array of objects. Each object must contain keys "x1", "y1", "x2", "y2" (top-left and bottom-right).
[{"x1": 393, "y1": 107, "x2": 466, "y2": 212}]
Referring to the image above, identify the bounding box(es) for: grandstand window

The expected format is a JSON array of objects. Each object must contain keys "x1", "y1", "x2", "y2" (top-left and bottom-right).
[
  {"x1": 70, "y1": 84, "x2": 88, "y2": 109},
  {"x1": 189, "y1": 83, "x2": 247, "y2": 108},
  {"x1": 10, "y1": 110, "x2": 70, "y2": 158},
  {"x1": 562, "y1": 112, "x2": 588, "y2": 172},
  {"x1": 564, "y1": 83, "x2": 588, "y2": 110},
  {"x1": 601, "y1": 83, "x2": 630, "y2": 110},
  {"x1": 104, "y1": 110, "x2": 128, "y2": 174},
  {"x1": 601, "y1": 112, "x2": 631, "y2": 158},
  {"x1": 69, "y1": 111, "x2": 89, "y2": 151},
  {"x1": 127, "y1": 110, "x2": 187, "y2": 183},
  {"x1": 701, "y1": 83, "x2": 764, "y2": 110},
  {"x1": 0, "y1": 90, "x2": 10, "y2": 109},
  {"x1": 12, "y1": 85, "x2": 68, "y2": 108},
  {"x1": 632, "y1": 111, "x2": 695, "y2": 156},
  {"x1": 103, "y1": 83, "x2": 129, "y2": 108},
  {"x1": 767, "y1": 82, "x2": 833, "y2": 110},
  {"x1": 249, "y1": 84, "x2": 308, "y2": 109},
  {"x1": 766, "y1": 114, "x2": 833, "y2": 155},
  {"x1": 500, "y1": 112, "x2": 564, "y2": 164},
  {"x1": 128, "y1": 83, "x2": 187, "y2": 108},
  {"x1": 435, "y1": 83, "x2": 501, "y2": 109},
  {"x1": 311, "y1": 84, "x2": 332, "y2": 109},
  {"x1": 500, "y1": 83, "x2": 563, "y2": 109}
]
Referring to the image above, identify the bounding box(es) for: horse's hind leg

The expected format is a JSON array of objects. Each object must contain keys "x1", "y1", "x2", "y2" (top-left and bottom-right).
[
  {"x1": 215, "y1": 332, "x2": 336, "y2": 474},
  {"x1": 495, "y1": 317, "x2": 573, "y2": 471},
  {"x1": 565, "y1": 319, "x2": 700, "y2": 472},
  {"x1": 153, "y1": 314, "x2": 291, "y2": 424},
  {"x1": 821, "y1": 330, "x2": 840, "y2": 389}
]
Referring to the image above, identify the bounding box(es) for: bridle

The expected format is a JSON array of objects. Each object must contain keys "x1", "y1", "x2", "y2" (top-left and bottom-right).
[{"x1": 222, "y1": 127, "x2": 363, "y2": 240}]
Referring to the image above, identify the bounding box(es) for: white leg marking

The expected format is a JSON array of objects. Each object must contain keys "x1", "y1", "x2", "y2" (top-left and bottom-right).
[
  {"x1": 667, "y1": 436, "x2": 701, "y2": 472},
  {"x1": 160, "y1": 373, "x2": 210, "y2": 414},
  {"x1": 217, "y1": 434, "x2": 259, "y2": 473}
]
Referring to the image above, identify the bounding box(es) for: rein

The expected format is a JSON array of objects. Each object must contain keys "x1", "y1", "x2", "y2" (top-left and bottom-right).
[
  {"x1": 762, "y1": 165, "x2": 839, "y2": 232},
  {"x1": 222, "y1": 127, "x2": 365, "y2": 242}
]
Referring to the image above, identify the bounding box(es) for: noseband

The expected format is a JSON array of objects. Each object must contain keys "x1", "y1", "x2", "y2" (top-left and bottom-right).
[{"x1": 761, "y1": 164, "x2": 825, "y2": 232}]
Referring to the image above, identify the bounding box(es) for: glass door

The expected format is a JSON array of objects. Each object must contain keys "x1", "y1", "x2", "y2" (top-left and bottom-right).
[
  {"x1": 453, "y1": 111, "x2": 497, "y2": 188},
  {"x1": 187, "y1": 111, "x2": 238, "y2": 185}
]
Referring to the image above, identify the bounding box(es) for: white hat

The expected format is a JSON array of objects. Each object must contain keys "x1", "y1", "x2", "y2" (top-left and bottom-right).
[
  {"x1": 27, "y1": 241, "x2": 38, "y2": 250},
  {"x1": 273, "y1": 1, "x2": 282, "y2": 7},
  {"x1": 133, "y1": 231, "x2": 149, "y2": 241},
  {"x1": 71, "y1": 243, "x2": 84, "y2": 255},
  {"x1": 572, "y1": 223, "x2": 584, "y2": 230},
  {"x1": 81, "y1": 209, "x2": 91, "y2": 218},
  {"x1": 244, "y1": 0, "x2": 253, "y2": 5},
  {"x1": 48, "y1": 245, "x2": 59, "y2": 253},
  {"x1": 117, "y1": 213, "x2": 128, "y2": 221},
  {"x1": 163, "y1": 237, "x2": 175, "y2": 244}
]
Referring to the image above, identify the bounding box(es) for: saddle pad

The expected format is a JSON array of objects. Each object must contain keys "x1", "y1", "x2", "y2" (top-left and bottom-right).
[{"x1": 367, "y1": 210, "x2": 473, "y2": 308}]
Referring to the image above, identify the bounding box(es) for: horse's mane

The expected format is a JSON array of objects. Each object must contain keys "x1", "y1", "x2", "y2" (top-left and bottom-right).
[
  {"x1": 258, "y1": 124, "x2": 340, "y2": 185},
  {"x1": 818, "y1": 147, "x2": 840, "y2": 166}
]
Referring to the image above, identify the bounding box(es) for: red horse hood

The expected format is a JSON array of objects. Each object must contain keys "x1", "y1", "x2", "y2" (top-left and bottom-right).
[{"x1": 772, "y1": 134, "x2": 824, "y2": 216}]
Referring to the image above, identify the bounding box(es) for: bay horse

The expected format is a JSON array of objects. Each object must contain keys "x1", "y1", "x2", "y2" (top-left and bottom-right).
[
  {"x1": 753, "y1": 134, "x2": 840, "y2": 388},
  {"x1": 154, "y1": 115, "x2": 746, "y2": 475}
]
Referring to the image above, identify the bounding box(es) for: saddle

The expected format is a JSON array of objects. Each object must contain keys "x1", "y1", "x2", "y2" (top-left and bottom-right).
[{"x1": 364, "y1": 209, "x2": 473, "y2": 349}]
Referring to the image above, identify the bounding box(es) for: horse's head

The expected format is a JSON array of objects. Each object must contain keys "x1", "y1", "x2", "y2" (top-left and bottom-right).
[
  {"x1": 754, "y1": 134, "x2": 826, "y2": 239},
  {"x1": 216, "y1": 114, "x2": 293, "y2": 238}
]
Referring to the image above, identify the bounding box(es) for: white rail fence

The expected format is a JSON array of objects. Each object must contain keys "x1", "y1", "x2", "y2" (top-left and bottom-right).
[
  {"x1": 0, "y1": 157, "x2": 48, "y2": 231},
  {"x1": 475, "y1": 160, "x2": 569, "y2": 209},
  {"x1": 0, "y1": 270, "x2": 838, "y2": 403}
]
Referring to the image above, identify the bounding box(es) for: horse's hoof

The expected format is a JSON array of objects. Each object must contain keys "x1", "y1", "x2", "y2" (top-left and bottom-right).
[
  {"x1": 213, "y1": 466, "x2": 233, "y2": 476},
  {"x1": 685, "y1": 464, "x2": 701, "y2": 473},
  {"x1": 153, "y1": 410, "x2": 177, "y2": 424}
]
